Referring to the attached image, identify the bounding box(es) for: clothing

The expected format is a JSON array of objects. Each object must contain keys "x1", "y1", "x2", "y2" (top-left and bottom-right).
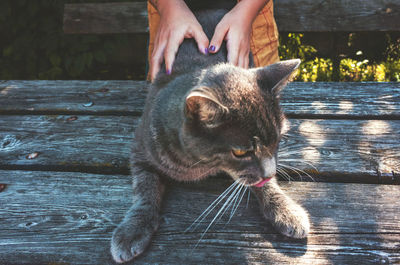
[{"x1": 147, "y1": 0, "x2": 279, "y2": 78}]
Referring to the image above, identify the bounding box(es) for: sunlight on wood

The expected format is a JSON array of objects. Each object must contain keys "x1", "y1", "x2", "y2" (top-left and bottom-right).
[
  {"x1": 299, "y1": 120, "x2": 326, "y2": 147},
  {"x1": 1, "y1": 85, "x2": 18, "y2": 95},
  {"x1": 377, "y1": 95, "x2": 397, "y2": 115},
  {"x1": 301, "y1": 147, "x2": 321, "y2": 163},
  {"x1": 362, "y1": 120, "x2": 392, "y2": 135},
  {"x1": 358, "y1": 120, "x2": 399, "y2": 174},
  {"x1": 311, "y1": 101, "x2": 332, "y2": 114},
  {"x1": 337, "y1": 100, "x2": 354, "y2": 114}
]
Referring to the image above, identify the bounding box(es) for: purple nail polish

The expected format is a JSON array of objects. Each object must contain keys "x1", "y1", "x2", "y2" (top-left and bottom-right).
[
  {"x1": 166, "y1": 69, "x2": 171, "y2": 75},
  {"x1": 204, "y1": 47, "x2": 209, "y2": 54},
  {"x1": 209, "y1": 45, "x2": 216, "y2": 52}
]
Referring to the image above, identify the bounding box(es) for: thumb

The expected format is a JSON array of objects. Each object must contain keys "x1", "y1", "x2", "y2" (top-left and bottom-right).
[
  {"x1": 192, "y1": 27, "x2": 210, "y2": 54},
  {"x1": 209, "y1": 23, "x2": 228, "y2": 53}
]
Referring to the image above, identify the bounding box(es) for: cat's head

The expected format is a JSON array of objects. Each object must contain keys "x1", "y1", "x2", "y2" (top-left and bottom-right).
[{"x1": 182, "y1": 59, "x2": 300, "y2": 187}]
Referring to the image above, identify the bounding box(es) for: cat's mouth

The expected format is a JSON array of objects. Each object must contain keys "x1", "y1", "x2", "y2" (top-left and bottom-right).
[{"x1": 253, "y1": 177, "x2": 272, "y2": 187}]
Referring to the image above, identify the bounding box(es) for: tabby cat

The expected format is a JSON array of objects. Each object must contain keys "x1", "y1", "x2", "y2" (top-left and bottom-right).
[{"x1": 111, "y1": 9, "x2": 310, "y2": 263}]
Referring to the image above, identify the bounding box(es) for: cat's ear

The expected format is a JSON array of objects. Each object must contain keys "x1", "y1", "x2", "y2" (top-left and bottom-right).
[
  {"x1": 254, "y1": 59, "x2": 300, "y2": 95},
  {"x1": 185, "y1": 87, "x2": 228, "y2": 127}
]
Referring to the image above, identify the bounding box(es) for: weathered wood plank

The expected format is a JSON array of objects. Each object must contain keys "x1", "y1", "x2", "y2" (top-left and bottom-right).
[
  {"x1": 274, "y1": 0, "x2": 400, "y2": 32},
  {"x1": 0, "y1": 170, "x2": 399, "y2": 264},
  {"x1": 1, "y1": 81, "x2": 399, "y2": 117},
  {"x1": 281, "y1": 82, "x2": 400, "y2": 118},
  {"x1": 0, "y1": 115, "x2": 399, "y2": 182},
  {"x1": 0, "y1": 80, "x2": 147, "y2": 115},
  {"x1": 63, "y1": 2, "x2": 148, "y2": 34},
  {"x1": 63, "y1": 1, "x2": 400, "y2": 34},
  {"x1": 0, "y1": 115, "x2": 136, "y2": 172}
]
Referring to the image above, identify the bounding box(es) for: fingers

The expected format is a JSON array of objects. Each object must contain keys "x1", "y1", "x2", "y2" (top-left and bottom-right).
[
  {"x1": 244, "y1": 55, "x2": 249, "y2": 69},
  {"x1": 164, "y1": 31, "x2": 185, "y2": 76},
  {"x1": 237, "y1": 48, "x2": 250, "y2": 69},
  {"x1": 209, "y1": 22, "x2": 228, "y2": 53},
  {"x1": 227, "y1": 41, "x2": 239, "y2": 66},
  {"x1": 150, "y1": 38, "x2": 167, "y2": 81},
  {"x1": 192, "y1": 27, "x2": 210, "y2": 55},
  {"x1": 151, "y1": 25, "x2": 209, "y2": 81}
]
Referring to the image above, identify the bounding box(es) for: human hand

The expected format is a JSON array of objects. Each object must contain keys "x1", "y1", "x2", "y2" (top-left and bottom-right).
[
  {"x1": 149, "y1": 0, "x2": 209, "y2": 81},
  {"x1": 209, "y1": 0, "x2": 268, "y2": 68}
]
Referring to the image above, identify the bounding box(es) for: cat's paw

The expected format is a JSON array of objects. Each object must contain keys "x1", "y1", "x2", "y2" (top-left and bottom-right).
[
  {"x1": 110, "y1": 219, "x2": 157, "y2": 263},
  {"x1": 265, "y1": 202, "x2": 310, "y2": 239}
]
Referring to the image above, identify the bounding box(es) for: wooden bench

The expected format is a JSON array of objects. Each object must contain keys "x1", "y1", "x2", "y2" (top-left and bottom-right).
[
  {"x1": 0, "y1": 1, "x2": 399, "y2": 264},
  {"x1": 63, "y1": 0, "x2": 400, "y2": 80}
]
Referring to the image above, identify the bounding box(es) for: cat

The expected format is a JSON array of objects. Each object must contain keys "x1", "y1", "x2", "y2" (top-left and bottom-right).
[{"x1": 110, "y1": 8, "x2": 310, "y2": 263}]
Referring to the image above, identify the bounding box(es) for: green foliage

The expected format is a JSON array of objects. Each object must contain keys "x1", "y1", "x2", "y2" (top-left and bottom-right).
[
  {"x1": 279, "y1": 33, "x2": 317, "y2": 61},
  {"x1": 279, "y1": 33, "x2": 400, "y2": 82}
]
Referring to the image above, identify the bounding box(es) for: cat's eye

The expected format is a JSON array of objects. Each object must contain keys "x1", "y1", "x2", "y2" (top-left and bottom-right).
[{"x1": 232, "y1": 148, "x2": 251, "y2": 158}]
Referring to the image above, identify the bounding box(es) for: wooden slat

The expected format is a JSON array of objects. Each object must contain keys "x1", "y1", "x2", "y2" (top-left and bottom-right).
[
  {"x1": 0, "y1": 80, "x2": 147, "y2": 115},
  {"x1": 63, "y1": 1, "x2": 400, "y2": 34},
  {"x1": 63, "y1": 2, "x2": 148, "y2": 34},
  {"x1": 0, "y1": 115, "x2": 136, "y2": 172},
  {"x1": 0, "y1": 170, "x2": 399, "y2": 264},
  {"x1": 281, "y1": 82, "x2": 400, "y2": 118},
  {"x1": 274, "y1": 0, "x2": 400, "y2": 32},
  {"x1": 0, "y1": 115, "x2": 399, "y2": 182},
  {"x1": 1, "y1": 81, "x2": 399, "y2": 117}
]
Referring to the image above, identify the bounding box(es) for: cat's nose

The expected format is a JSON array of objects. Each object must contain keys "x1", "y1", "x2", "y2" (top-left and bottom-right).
[{"x1": 262, "y1": 157, "x2": 276, "y2": 178}]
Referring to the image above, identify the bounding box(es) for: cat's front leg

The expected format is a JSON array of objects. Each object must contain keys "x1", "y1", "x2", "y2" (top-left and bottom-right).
[
  {"x1": 252, "y1": 178, "x2": 310, "y2": 238},
  {"x1": 111, "y1": 164, "x2": 165, "y2": 263}
]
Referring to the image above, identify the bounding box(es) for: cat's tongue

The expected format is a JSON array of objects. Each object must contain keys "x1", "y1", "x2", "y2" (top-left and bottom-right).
[{"x1": 254, "y1": 177, "x2": 272, "y2": 187}]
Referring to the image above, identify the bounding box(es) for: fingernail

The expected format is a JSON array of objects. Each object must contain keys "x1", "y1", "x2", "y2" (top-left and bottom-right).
[
  {"x1": 209, "y1": 45, "x2": 216, "y2": 52},
  {"x1": 166, "y1": 69, "x2": 171, "y2": 75},
  {"x1": 204, "y1": 47, "x2": 209, "y2": 54}
]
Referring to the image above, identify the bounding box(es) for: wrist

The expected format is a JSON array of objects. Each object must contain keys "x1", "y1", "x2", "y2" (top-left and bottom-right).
[
  {"x1": 153, "y1": 0, "x2": 191, "y2": 17},
  {"x1": 234, "y1": 0, "x2": 269, "y2": 23}
]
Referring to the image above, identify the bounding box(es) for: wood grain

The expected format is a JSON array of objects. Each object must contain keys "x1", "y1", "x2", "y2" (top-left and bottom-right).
[
  {"x1": 0, "y1": 170, "x2": 399, "y2": 264},
  {"x1": 1, "y1": 81, "x2": 399, "y2": 117},
  {"x1": 0, "y1": 80, "x2": 147, "y2": 115},
  {"x1": 0, "y1": 115, "x2": 136, "y2": 172},
  {"x1": 63, "y1": 0, "x2": 400, "y2": 34},
  {"x1": 0, "y1": 115, "x2": 398, "y2": 182},
  {"x1": 63, "y1": 2, "x2": 148, "y2": 34},
  {"x1": 274, "y1": 0, "x2": 400, "y2": 32}
]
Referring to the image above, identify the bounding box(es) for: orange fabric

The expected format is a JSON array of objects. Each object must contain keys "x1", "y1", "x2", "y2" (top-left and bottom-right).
[
  {"x1": 147, "y1": 2, "x2": 161, "y2": 76},
  {"x1": 147, "y1": 1, "x2": 279, "y2": 79},
  {"x1": 245, "y1": 0, "x2": 279, "y2": 66}
]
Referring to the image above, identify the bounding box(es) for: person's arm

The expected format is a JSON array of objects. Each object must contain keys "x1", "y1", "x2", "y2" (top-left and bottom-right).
[
  {"x1": 149, "y1": 0, "x2": 209, "y2": 81},
  {"x1": 209, "y1": 0, "x2": 270, "y2": 68}
]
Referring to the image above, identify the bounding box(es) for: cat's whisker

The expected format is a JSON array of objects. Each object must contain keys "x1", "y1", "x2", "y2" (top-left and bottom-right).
[
  {"x1": 225, "y1": 181, "x2": 245, "y2": 222},
  {"x1": 279, "y1": 158, "x2": 319, "y2": 172},
  {"x1": 279, "y1": 164, "x2": 307, "y2": 181},
  {"x1": 278, "y1": 151, "x2": 301, "y2": 156},
  {"x1": 278, "y1": 164, "x2": 302, "y2": 181},
  {"x1": 216, "y1": 180, "x2": 244, "y2": 223},
  {"x1": 246, "y1": 188, "x2": 251, "y2": 209},
  {"x1": 188, "y1": 179, "x2": 240, "y2": 231},
  {"x1": 192, "y1": 180, "x2": 244, "y2": 249},
  {"x1": 188, "y1": 181, "x2": 240, "y2": 233},
  {"x1": 279, "y1": 163, "x2": 313, "y2": 181},
  {"x1": 277, "y1": 168, "x2": 292, "y2": 182},
  {"x1": 276, "y1": 167, "x2": 293, "y2": 182},
  {"x1": 189, "y1": 158, "x2": 205, "y2": 168},
  {"x1": 298, "y1": 160, "x2": 319, "y2": 172},
  {"x1": 227, "y1": 186, "x2": 248, "y2": 224},
  {"x1": 278, "y1": 163, "x2": 316, "y2": 182},
  {"x1": 185, "y1": 179, "x2": 239, "y2": 232}
]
